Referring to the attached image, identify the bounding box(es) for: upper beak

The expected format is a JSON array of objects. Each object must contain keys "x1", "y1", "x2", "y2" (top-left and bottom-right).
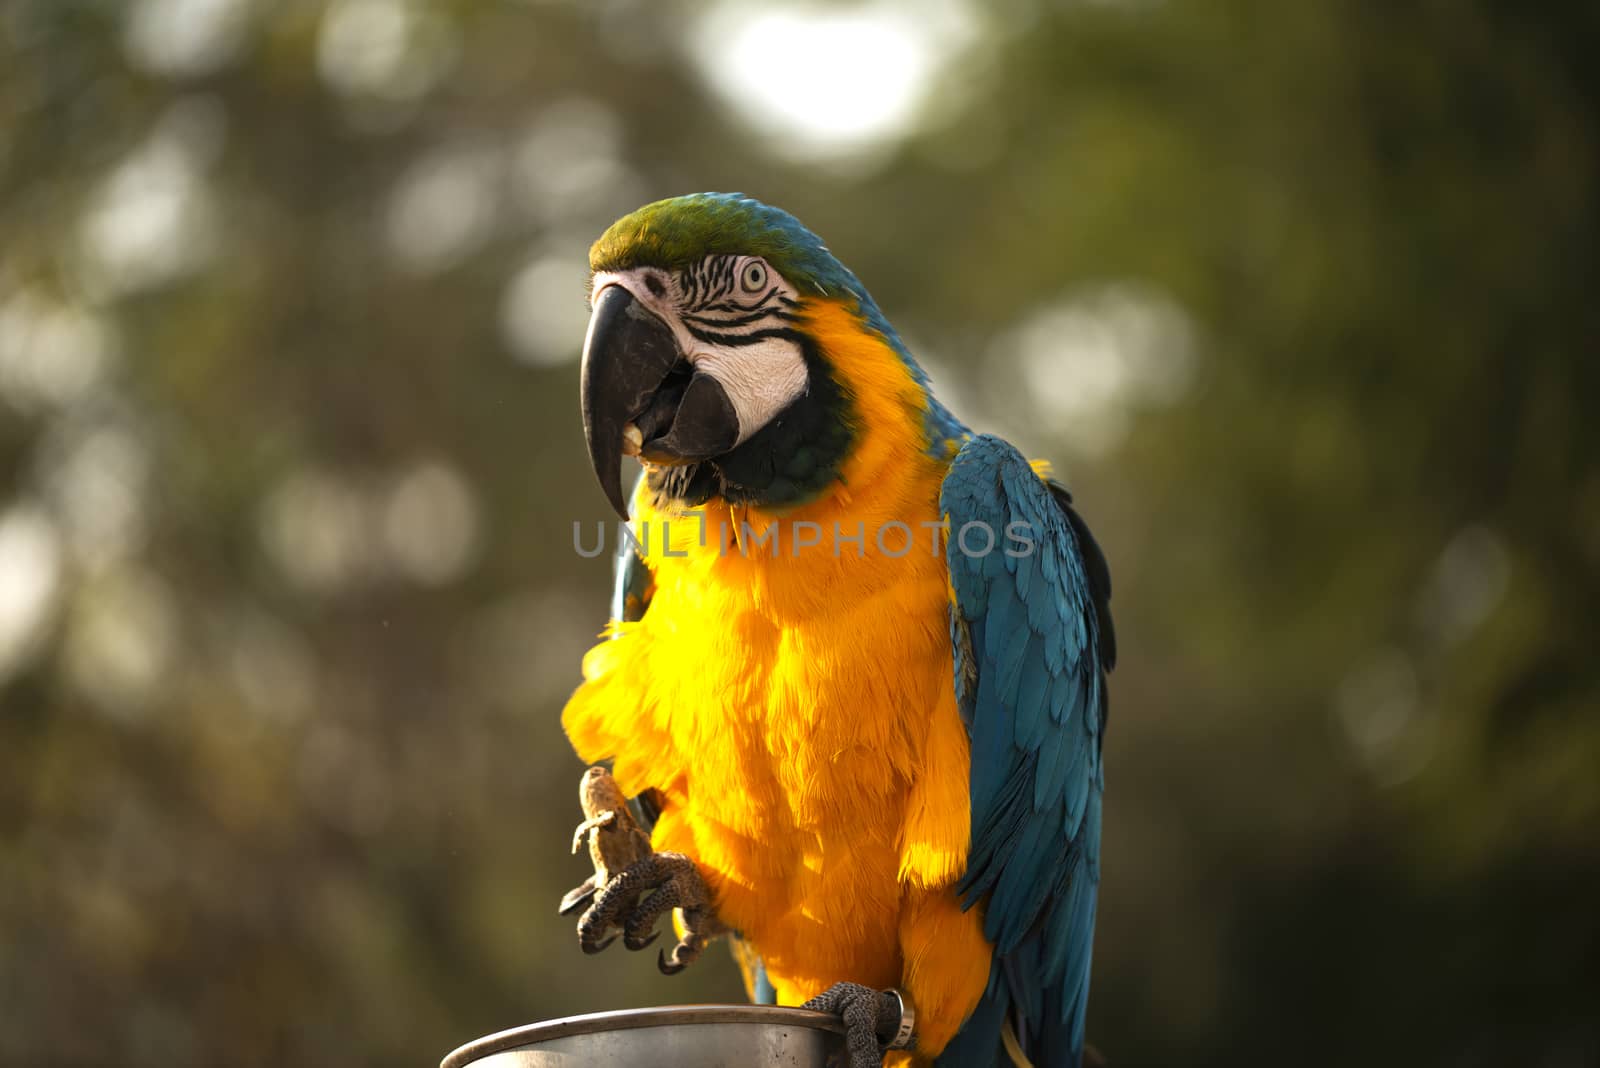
[{"x1": 580, "y1": 286, "x2": 741, "y2": 518}]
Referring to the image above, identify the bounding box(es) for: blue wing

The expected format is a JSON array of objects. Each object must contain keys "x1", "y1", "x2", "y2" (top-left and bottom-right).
[{"x1": 936, "y1": 435, "x2": 1114, "y2": 1068}]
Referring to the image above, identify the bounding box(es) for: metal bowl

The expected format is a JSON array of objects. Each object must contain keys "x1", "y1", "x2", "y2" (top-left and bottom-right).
[{"x1": 441, "y1": 1005, "x2": 847, "y2": 1068}]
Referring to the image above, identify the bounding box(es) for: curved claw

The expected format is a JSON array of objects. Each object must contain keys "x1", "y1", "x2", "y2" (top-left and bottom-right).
[
  {"x1": 623, "y1": 928, "x2": 660, "y2": 952},
  {"x1": 581, "y1": 931, "x2": 617, "y2": 955},
  {"x1": 559, "y1": 878, "x2": 597, "y2": 917},
  {"x1": 657, "y1": 948, "x2": 685, "y2": 976}
]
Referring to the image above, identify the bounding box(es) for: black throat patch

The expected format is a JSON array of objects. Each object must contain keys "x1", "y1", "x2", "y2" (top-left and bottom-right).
[{"x1": 646, "y1": 336, "x2": 857, "y2": 512}]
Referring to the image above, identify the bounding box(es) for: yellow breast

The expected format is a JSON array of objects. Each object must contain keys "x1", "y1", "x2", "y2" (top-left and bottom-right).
[{"x1": 561, "y1": 299, "x2": 985, "y2": 1034}]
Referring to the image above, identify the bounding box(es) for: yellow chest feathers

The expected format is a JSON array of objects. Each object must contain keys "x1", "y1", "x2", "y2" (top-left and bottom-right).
[
  {"x1": 563, "y1": 495, "x2": 967, "y2": 995},
  {"x1": 562, "y1": 300, "x2": 980, "y2": 999}
]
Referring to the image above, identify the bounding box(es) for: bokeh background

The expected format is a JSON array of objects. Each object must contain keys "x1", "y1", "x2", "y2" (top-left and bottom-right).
[{"x1": 3, "y1": 0, "x2": 1598, "y2": 1065}]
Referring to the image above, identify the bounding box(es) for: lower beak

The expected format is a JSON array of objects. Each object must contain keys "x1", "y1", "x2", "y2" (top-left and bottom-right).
[{"x1": 580, "y1": 286, "x2": 741, "y2": 518}]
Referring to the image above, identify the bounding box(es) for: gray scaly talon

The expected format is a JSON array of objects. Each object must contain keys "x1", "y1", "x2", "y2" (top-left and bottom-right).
[
  {"x1": 579, "y1": 850, "x2": 711, "y2": 958},
  {"x1": 802, "y1": 982, "x2": 915, "y2": 1068}
]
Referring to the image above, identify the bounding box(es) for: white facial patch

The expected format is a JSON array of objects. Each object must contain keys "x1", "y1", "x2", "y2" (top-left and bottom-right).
[
  {"x1": 591, "y1": 261, "x2": 809, "y2": 447},
  {"x1": 690, "y1": 343, "x2": 808, "y2": 445}
]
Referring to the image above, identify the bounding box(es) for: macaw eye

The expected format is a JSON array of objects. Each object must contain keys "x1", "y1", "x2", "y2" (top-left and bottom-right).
[{"x1": 739, "y1": 260, "x2": 768, "y2": 293}]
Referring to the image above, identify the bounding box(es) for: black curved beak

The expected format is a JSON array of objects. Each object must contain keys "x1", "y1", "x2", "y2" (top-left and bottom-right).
[{"x1": 580, "y1": 286, "x2": 741, "y2": 518}]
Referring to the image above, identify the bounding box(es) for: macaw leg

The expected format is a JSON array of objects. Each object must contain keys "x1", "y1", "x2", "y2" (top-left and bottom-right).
[
  {"x1": 801, "y1": 983, "x2": 913, "y2": 1068},
  {"x1": 576, "y1": 852, "x2": 716, "y2": 967},
  {"x1": 557, "y1": 874, "x2": 597, "y2": 917}
]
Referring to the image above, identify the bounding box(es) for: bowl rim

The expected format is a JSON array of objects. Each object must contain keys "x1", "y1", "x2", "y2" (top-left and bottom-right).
[{"x1": 440, "y1": 1004, "x2": 846, "y2": 1068}]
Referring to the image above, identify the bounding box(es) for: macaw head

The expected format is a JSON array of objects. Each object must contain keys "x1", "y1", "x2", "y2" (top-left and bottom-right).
[{"x1": 579, "y1": 192, "x2": 958, "y2": 518}]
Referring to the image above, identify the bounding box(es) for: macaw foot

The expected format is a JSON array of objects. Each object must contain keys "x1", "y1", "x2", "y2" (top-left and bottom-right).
[
  {"x1": 573, "y1": 851, "x2": 722, "y2": 973},
  {"x1": 801, "y1": 983, "x2": 915, "y2": 1068}
]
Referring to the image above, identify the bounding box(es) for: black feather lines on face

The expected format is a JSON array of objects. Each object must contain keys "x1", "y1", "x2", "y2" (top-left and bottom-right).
[{"x1": 673, "y1": 257, "x2": 797, "y2": 344}]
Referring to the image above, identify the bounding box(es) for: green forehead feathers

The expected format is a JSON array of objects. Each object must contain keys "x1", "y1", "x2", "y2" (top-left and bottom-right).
[{"x1": 589, "y1": 192, "x2": 856, "y2": 297}]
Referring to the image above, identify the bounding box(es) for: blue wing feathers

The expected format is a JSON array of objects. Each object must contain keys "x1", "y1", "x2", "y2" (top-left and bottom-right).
[
  {"x1": 1052, "y1": 483, "x2": 1116, "y2": 673},
  {"x1": 961, "y1": 749, "x2": 1035, "y2": 901},
  {"x1": 1033, "y1": 725, "x2": 1068, "y2": 812},
  {"x1": 1044, "y1": 859, "x2": 1089, "y2": 982},
  {"x1": 1017, "y1": 663, "x2": 1051, "y2": 748},
  {"x1": 936, "y1": 435, "x2": 1114, "y2": 1068},
  {"x1": 1043, "y1": 629, "x2": 1067, "y2": 677},
  {"x1": 1048, "y1": 668, "x2": 1077, "y2": 726},
  {"x1": 1012, "y1": 541, "x2": 1033, "y2": 599},
  {"x1": 984, "y1": 578, "x2": 1023, "y2": 658},
  {"x1": 997, "y1": 624, "x2": 1034, "y2": 714},
  {"x1": 1040, "y1": 532, "x2": 1060, "y2": 585}
]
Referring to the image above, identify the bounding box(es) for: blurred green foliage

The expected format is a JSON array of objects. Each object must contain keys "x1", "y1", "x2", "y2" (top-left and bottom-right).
[{"x1": 1, "y1": 0, "x2": 1596, "y2": 1065}]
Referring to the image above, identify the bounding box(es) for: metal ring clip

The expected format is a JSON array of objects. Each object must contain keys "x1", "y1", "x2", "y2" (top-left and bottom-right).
[{"x1": 882, "y1": 988, "x2": 916, "y2": 1051}]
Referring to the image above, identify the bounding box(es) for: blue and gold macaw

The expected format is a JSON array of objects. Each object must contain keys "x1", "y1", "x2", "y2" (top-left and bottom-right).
[{"x1": 561, "y1": 194, "x2": 1114, "y2": 1067}]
